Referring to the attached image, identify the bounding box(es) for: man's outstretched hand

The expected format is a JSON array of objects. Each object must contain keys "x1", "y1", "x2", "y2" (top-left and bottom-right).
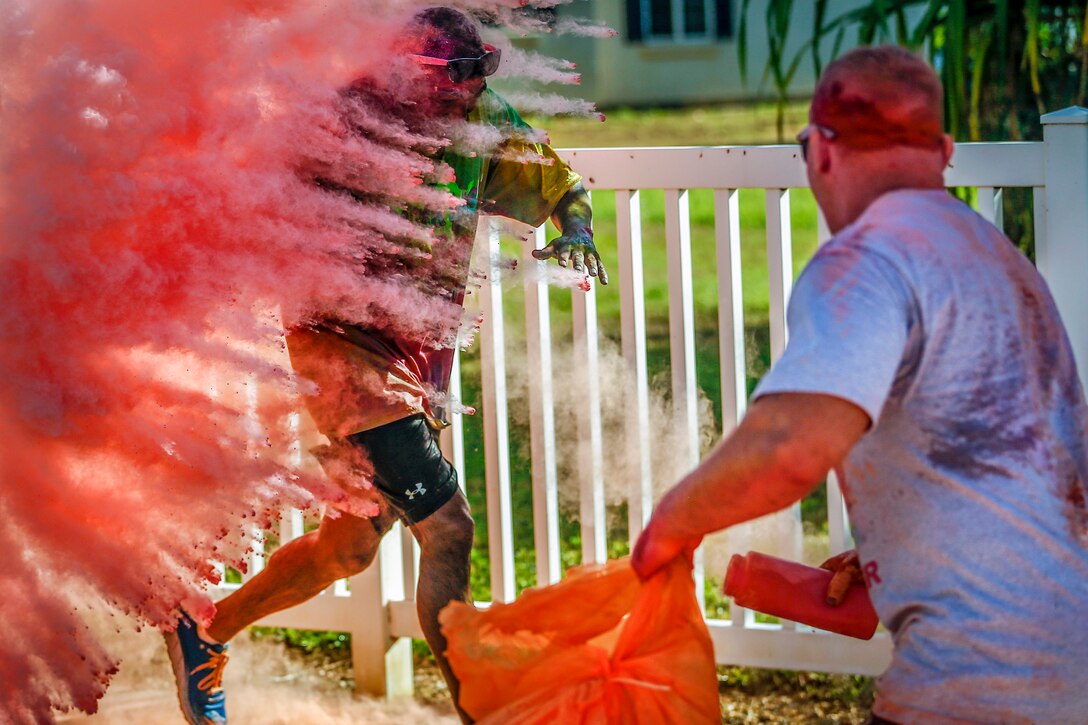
[
  {"x1": 532, "y1": 228, "x2": 609, "y2": 285},
  {"x1": 631, "y1": 515, "x2": 698, "y2": 581},
  {"x1": 820, "y1": 549, "x2": 864, "y2": 606}
]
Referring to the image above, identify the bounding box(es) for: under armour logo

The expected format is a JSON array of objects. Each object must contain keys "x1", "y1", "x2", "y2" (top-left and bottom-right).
[{"x1": 405, "y1": 482, "x2": 427, "y2": 500}]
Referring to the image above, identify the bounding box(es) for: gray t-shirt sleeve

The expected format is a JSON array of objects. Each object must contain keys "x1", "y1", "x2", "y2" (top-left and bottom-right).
[{"x1": 752, "y1": 244, "x2": 914, "y2": 424}]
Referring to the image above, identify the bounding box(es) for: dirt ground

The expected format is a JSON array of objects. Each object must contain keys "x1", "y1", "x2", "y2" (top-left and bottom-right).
[
  {"x1": 409, "y1": 653, "x2": 876, "y2": 724},
  {"x1": 289, "y1": 640, "x2": 874, "y2": 722},
  {"x1": 57, "y1": 629, "x2": 458, "y2": 725},
  {"x1": 254, "y1": 640, "x2": 878, "y2": 724},
  {"x1": 712, "y1": 668, "x2": 874, "y2": 724},
  {"x1": 61, "y1": 627, "x2": 874, "y2": 724}
]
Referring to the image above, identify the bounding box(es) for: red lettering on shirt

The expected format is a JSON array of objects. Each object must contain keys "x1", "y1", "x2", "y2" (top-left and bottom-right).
[{"x1": 863, "y1": 560, "x2": 882, "y2": 586}]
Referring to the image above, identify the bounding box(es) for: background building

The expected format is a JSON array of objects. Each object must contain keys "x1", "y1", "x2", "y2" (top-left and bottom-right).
[{"x1": 509, "y1": 0, "x2": 840, "y2": 107}]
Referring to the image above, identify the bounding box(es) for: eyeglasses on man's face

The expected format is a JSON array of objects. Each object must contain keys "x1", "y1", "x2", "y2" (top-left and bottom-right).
[
  {"x1": 412, "y1": 44, "x2": 501, "y2": 84},
  {"x1": 797, "y1": 124, "x2": 837, "y2": 162}
]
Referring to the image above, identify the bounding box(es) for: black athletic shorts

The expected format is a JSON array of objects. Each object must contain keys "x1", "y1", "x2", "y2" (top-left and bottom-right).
[{"x1": 346, "y1": 414, "x2": 460, "y2": 525}]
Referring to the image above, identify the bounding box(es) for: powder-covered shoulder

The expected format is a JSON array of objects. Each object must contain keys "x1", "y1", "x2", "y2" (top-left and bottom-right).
[
  {"x1": 797, "y1": 222, "x2": 928, "y2": 326},
  {"x1": 473, "y1": 89, "x2": 533, "y2": 132},
  {"x1": 814, "y1": 221, "x2": 909, "y2": 280},
  {"x1": 822, "y1": 189, "x2": 958, "y2": 280}
]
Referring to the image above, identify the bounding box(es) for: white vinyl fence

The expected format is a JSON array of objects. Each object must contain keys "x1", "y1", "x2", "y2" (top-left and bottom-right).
[{"x1": 214, "y1": 107, "x2": 1088, "y2": 697}]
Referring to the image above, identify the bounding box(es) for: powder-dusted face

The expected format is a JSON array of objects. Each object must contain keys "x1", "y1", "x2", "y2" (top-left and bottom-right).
[{"x1": 401, "y1": 10, "x2": 489, "y2": 119}]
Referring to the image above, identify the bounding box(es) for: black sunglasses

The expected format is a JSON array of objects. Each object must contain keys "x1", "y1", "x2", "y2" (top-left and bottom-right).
[
  {"x1": 412, "y1": 44, "x2": 501, "y2": 84},
  {"x1": 797, "y1": 124, "x2": 837, "y2": 162}
]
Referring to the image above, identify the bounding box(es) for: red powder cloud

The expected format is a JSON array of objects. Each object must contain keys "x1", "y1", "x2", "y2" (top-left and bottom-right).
[
  {"x1": 0, "y1": 0, "x2": 485, "y2": 719},
  {"x1": 0, "y1": 0, "x2": 596, "y2": 717}
]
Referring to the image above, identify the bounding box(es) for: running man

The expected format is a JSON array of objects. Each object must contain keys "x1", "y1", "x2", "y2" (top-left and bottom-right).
[{"x1": 165, "y1": 8, "x2": 606, "y2": 724}]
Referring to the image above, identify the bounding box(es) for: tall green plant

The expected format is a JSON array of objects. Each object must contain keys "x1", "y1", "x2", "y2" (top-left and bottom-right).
[
  {"x1": 742, "y1": 1, "x2": 1088, "y2": 257},
  {"x1": 741, "y1": 0, "x2": 1088, "y2": 143}
]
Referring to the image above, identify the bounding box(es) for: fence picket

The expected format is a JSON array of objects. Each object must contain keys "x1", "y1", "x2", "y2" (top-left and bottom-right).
[
  {"x1": 572, "y1": 212, "x2": 607, "y2": 565},
  {"x1": 439, "y1": 348, "x2": 467, "y2": 488},
  {"x1": 765, "y1": 189, "x2": 792, "y2": 361},
  {"x1": 715, "y1": 189, "x2": 746, "y2": 438},
  {"x1": 664, "y1": 188, "x2": 704, "y2": 606},
  {"x1": 616, "y1": 190, "x2": 653, "y2": 544},
  {"x1": 976, "y1": 186, "x2": 1004, "y2": 230},
  {"x1": 765, "y1": 188, "x2": 803, "y2": 628},
  {"x1": 665, "y1": 189, "x2": 700, "y2": 466},
  {"x1": 525, "y1": 226, "x2": 562, "y2": 585},
  {"x1": 478, "y1": 221, "x2": 515, "y2": 602},
  {"x1": 1033, "y1": 187, "x2": 1049, "y2": 277}
]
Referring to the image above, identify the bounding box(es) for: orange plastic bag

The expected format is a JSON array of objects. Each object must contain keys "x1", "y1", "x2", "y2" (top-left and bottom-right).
[{"x1": 440, "y1": 556, "x2": 720, "y2": 724}]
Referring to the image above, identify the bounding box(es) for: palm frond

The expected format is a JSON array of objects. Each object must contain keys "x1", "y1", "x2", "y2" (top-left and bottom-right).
[
  {"x1": 969, "y1": 22, "x2": 994, "y2": 140},
  {"x1": 738, "y1": 0, "x2": 754, "y2": 84},
  {"x1": 945, "y1": 0, "x2": 968, "y2": 138},
  {"x1": 994, "y1": 0, "x2": 1010, "y2": 64},
  {"x1": 813, "y1": 0, "x2": 829, "y2": 75},
  {"x1": 1079, "y1": 0, "x2": 1088, "y2": 102},
  {"x1": 1024, "y1": 0, "x2": 1048, "y2": 115},
  {"x1": 909, "y1": 0, "x2": 947, "y2": 49}
]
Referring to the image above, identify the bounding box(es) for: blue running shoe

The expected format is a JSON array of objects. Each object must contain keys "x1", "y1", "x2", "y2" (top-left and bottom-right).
[{"x1": 164, "y1": 610, "x2": 229, "y2": 725}]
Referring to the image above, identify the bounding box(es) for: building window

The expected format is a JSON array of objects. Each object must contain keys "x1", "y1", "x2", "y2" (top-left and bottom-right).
[{"x1": 626, "y1": 0, "x2": 732, "y2": 43}]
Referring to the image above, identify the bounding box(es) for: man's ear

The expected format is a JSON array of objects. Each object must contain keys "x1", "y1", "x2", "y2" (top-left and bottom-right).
[
  {"x1": 941, "y1": 134, "x2": 955, "y2": 167},
  {"x1": 814, "y1": 132, "x2": 834, "y2": 175}
]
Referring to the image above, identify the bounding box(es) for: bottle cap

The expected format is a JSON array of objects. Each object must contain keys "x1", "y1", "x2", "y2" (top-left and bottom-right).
[{"x1": 722, "y1": 553, "x2": 746, "y2": 598}]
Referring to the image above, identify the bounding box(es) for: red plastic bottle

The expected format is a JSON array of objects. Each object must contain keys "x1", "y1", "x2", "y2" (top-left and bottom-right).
[{"x1": 723, "y1": 551, "x2": 879, "y2": 640}]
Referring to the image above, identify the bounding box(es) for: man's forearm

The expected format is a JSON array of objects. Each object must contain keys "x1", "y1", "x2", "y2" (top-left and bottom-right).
[
  {"x1": 656, "y1": 421, "x2": 820, "y2": 543},
  {"x1": 550, "y1": 182, "x2": 592, "y2": 235},
  {"x1": 532, "y1": 180, "x2": 608, "y2": 283},
  {"x1": 653, "y1": 393, "x2": 869, "y2": 544}
]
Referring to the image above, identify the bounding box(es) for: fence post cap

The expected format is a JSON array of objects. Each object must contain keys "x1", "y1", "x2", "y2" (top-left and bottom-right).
[{"x1": 1041, "y1": 106, "x2": 1088, "y2": 125}]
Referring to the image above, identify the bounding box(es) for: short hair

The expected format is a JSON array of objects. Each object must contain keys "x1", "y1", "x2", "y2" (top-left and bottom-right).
[
  {"x1": 811, "y1": 46, "x2": 945, "y2": 151},
  {"x1": 405, "y1": 7, "x2": 484, "y2": 59}
]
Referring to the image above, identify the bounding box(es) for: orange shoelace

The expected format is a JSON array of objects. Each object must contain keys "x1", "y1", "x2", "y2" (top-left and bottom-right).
[{"x1": 192, "y1": 649, "x2": 229, "y2": 693}]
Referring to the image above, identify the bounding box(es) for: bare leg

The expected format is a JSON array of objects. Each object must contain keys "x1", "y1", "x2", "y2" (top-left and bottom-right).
[
  {"x1": 207, "y1": 507, "x2": 395, "y2": 643},
  {"x1": 410, "y1": 490, "x2": 475, "y2": 723}
]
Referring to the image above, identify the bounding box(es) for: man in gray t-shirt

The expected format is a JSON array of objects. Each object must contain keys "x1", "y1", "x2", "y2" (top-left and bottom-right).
[{"x1": 632, "y1": 46, "x2": 1088, "y2": 724}]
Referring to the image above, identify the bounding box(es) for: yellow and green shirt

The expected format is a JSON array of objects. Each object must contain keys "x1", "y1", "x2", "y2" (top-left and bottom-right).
[{"x1": 289, "y1": 90, "x2": 580, "y2": 438}]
